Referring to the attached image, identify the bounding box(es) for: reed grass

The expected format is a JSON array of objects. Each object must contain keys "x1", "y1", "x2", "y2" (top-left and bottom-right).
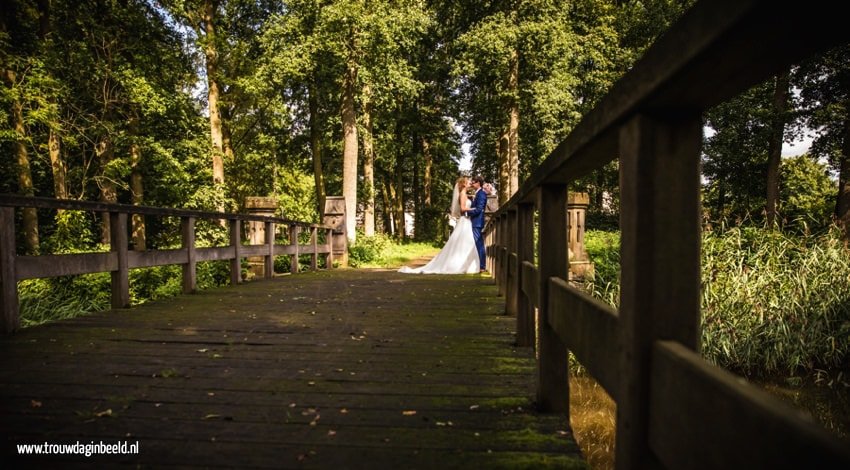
[{"x1": 585, "y1": 225, "x2": 850, "y2": 376}]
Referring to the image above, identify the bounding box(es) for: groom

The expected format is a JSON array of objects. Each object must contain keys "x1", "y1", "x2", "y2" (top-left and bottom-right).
[{"x1": 464, "y1": 175, "x2": 488, "y2": 273}]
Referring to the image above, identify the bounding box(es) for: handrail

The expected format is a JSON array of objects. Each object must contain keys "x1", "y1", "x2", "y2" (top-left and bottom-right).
[
  {"x1": 484, "y1": 1, "x2": 850, "y2": 469},
  {"x1": 0, "y1": 195, "x2": 335, "y2": 334},
  {"x1": 0, "y1": 194, "x2": 330, "y2": 228}
]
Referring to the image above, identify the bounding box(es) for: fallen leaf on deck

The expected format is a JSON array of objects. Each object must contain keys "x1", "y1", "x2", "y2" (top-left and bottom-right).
[
  {"x1": 202, "y1": 414, "x2": 221, "y2": 420},
  {"x1": 402, "y1": 410, "x2": 417, "y2": 416},
  {"x1": 95, "y1": 409, "x2": 113, "y2": 418},
  {"x1": 30, "y1": 400, "x2": 42, "y2": 408},
  {"x1": 327, "y1": 430, "x2": 336, "y2": 436}
]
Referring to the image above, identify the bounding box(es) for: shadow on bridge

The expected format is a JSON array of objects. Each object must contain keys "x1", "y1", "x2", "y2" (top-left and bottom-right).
[{"x1": 1, "y1": 269, "x2": 586, "y2": 468}]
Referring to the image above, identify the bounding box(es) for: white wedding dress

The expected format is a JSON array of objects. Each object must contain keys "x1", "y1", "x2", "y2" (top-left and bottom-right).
[{"x1": 399, "y1": 191, "x2": 480, "y2": 274}]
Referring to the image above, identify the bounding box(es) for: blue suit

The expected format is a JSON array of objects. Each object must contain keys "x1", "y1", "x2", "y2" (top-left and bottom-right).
[{"x1": 465, "y1": 189, "x2": 487, "y2": 270}]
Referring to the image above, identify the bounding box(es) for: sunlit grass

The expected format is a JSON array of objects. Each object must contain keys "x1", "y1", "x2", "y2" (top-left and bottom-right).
[
  {"x1": 354, "y1": 240, "x2": 440, "y2": 269},
  {"x1": 570, "y1": 375, "x2": 616, "y2": 470}
]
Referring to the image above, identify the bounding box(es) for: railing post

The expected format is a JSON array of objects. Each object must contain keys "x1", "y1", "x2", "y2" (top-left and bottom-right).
[
  {"x1": 182, "y1": 217, "x2": 196, "y2": 294},
  {"x1": 0, "y1": 207, "x2": 19, "y2": 333},
  {"x1": 265, "y1": 221, "x2": 275, "y2": 279},
  {"x1": 617, "y1": 113, "x2": 702, "y2": 469},
  {"x1": 506, "y1": 208, "x2": 518, "y2": 317},
  {"x1": 325, "y1": 228, "x2": 333, "y2": 268},
  {"x1": 230, "y1": 219, "x2": 242, "y2": 285},
  {"x1": 310, "y1": 226, "x2": 318, "y2": 271},
  {"x1": 498, "y1": 213, "x2": 504, "y2": 295},
  {"x1": 537, "y1": 184, "x2": 570, "y2": 412},
  {"x1": 487, "y1": 217, "x2": 499, "y2": 284},
  {"x1": 486, "y1": 226, "x2": 499, "y2": 274},
  {"x1": 516, "y1": 202, "x2": 535, "y2": 347},
  {"x1": 485, "y1": 226, "x2": 492, "y2": 274},
  {"x1": 110, "y1": 212, "x2": 130, "y2": 309},
  {"x1": 290, "y1": 224, "x2": 300, "y2": 274}
]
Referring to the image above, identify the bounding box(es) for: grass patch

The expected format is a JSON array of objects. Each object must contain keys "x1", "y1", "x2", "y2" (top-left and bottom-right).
[{"x1": 348, "y1": 233, "x2": 440, "y2": 269}]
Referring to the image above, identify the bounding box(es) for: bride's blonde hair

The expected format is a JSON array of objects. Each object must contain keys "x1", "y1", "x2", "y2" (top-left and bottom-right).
[{"x1": 450, "y1": 176, "x2": 468, "y2": 218}]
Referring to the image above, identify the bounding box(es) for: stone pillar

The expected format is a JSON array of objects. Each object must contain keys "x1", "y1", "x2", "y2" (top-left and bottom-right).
[
  {"x1": 485, "y1": 193, "x2": 499, "y2": 224},
  {"x1": 323, "y1": 196, "x2": 348, "y2": 267},
  {"x1": 245, "y1": 197, "x2": 277, "y2": 278},
  {"x1": 567, "y1": 192, "x2": 594, "y2": 280}
]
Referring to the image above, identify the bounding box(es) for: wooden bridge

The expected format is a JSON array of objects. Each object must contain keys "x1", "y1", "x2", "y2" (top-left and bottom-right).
[
  {"x1": 1, "y1": 269, "x2": 585, "y2": 468},
  {"x1": 3, "y1": 1, "x2": 850, "y2": 468}
]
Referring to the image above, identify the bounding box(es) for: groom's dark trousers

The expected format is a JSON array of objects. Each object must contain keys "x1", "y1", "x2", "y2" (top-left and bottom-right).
[{"x1": 466, "y1": 189, "x2": 488, "y2": 271}]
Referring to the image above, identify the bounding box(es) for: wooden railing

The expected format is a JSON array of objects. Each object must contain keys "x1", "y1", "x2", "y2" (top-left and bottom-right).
[
  {"x1": 0, "y1": 194, "x2": 334, "y2": 334},
  {"x1": 484, "y1": 1, "x2": 850, "y2": 469}
]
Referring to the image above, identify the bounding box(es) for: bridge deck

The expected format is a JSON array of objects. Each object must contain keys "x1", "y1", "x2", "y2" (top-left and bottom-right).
[{"x1": 1, "y1": 269, "x2": 586, "y2": 468}]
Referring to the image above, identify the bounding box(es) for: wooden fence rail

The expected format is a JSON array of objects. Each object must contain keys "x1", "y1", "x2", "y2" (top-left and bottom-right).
[
  {"x1": 0, "y1": 195, "x2": 334, "y2": 334},
  {"x1": 484, "y1": 1, "x2": 850, "y2": 469}
]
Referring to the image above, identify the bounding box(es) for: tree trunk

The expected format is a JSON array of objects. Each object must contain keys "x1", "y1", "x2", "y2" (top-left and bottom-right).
[
  {"x1": 422, "y1": 137, "x2": 433, "y2": 207},
  {"x1": 5, "y1": 70, "x2": 40, "y2": 254},
  {"x1": 222, "y1": 117, "x2": 235, "y2": 160},
  {"x1": 766, "y1": 70, "x2": 790, "y2": 226},
  {"x1": 341, "y1": 47, "x2": 359, "y2": 242},
  {"x1": 391, "y1": 169, "x2": 405, "y2": 238},
  {"x1": 362, "y1": 83, "x2": 375, "y2": 236},
  {"x1": 507, "y1": 47, "x2": 520, "y2": 200},
  {"x1": 38, "y1": 0, "x2": 67, "y2": 203},
  {"x1": 837, "y1": 108, "x2": 850, "y2": 241},
  {"x1": 498, "y1": 125, "x2": 510, "y2": 204},
  {"x1": 381, "y1": 180, "x2": 393, "y2": 235},
  {"x1": 204, "y1": 0, "x2": 225, "y2": 210},
  {"x1": 49, "y1": 129, "x2": 67, "y2": 200},
  {"x1": 309, "y1": 83, "x2": 326, "y2": 217},
  {"x1": 129, "y1": 114, "x2": 145, "y2": 250},
  {"x1": 97, "y1": 136, "x2": 117, "y2": 245}
]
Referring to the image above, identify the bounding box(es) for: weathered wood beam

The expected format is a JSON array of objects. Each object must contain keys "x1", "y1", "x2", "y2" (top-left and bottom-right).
[
  {"x1": 536, "y1": 184, "x2": 570, "y2": 412},
  {"x1": 515, "y1": 204, "x2": 536, "y2": 348},
  {"x1": 548, "y1": 277, "x2": 619, "y2": 400},
  {"x1": 0, "y1": 207, "x2": 18, "y2": 333},
  {"x1": 110, "y1": 212, "x2": 130, "y2": 309},
  {"x1": 650, "y1": 341, "x2": 850, "y2": 469},
  {"x1": 616, "y1": 113, "x2": 702, "y2": 469}
]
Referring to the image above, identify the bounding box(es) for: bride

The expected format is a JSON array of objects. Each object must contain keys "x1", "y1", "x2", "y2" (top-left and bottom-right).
[{"x1": 399, "y1": 176, "x2": 480, "y2": 274}]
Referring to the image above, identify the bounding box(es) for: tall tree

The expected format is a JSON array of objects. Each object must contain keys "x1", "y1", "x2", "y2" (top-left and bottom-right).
[
  {"x1": 1, "y1": 1, "x2": 40, "y2": 253},
  {"x1": 703, "y1": 82, "x2": 775, "y2": 221},
  {"x1": 795, "y1": 45, "x2": 850, "y2": 240},
  {"x1": 766, "y1": 70, "x2": 790, "y2": 226}
]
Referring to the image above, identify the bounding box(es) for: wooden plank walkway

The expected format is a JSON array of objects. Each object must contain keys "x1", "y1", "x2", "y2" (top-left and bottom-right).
[{"x1": 0, "y1": 269, "x2": 587, "y2": 468}]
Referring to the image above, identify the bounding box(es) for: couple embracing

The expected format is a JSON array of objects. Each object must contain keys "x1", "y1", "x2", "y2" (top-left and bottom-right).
[{"x1": 399, "y1": 175, "x2": 489, "y2": 275}]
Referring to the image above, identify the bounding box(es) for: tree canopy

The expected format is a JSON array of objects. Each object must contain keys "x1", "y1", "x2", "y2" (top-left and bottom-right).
[{"x1": 2, "y1": 0, "x2": 848, "y2": 250}]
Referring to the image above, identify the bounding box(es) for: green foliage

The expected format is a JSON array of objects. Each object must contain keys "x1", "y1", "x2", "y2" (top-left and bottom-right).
[
  {"x1": 348, "y1": 232, "x2": 392, "y2": 267},
  {"x1": 275, "y1": 165, "x2": 318, "y2": 223},
  {"x1": 778, "y1": 155, "x2": 838, "y2": 231},
  {"x1": 702, "y1": 81, "x2": 776, "y2": 221},
  {"x1": 18, "y1": 275, "x2": 110, "y2": 328},
  {"x1": 18, "y1": 260, "x2": 233, "y2": 327},
  {"x1": 414, "y1": 207, "x2": 450, "y2": 243},
  {"x1": 347, "y1": 231, "x2": 438, "y2": 268},
  {"x1": 584, "y1": 230, "x2": 620, "y2": 306}
]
